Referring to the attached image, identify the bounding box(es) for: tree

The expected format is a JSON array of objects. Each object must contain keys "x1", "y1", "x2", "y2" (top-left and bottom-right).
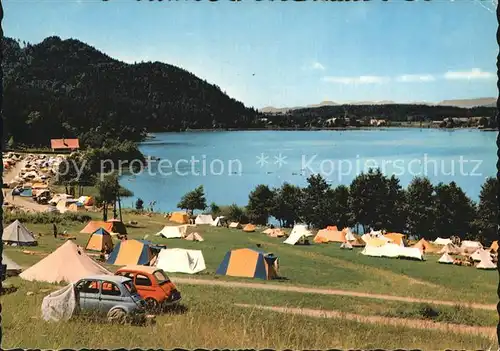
[
  {"x1": 177, "y1": 185, "x2": 207, "y2": 215},
  {"x1": 247, "y1": 184, "x2": 275, "y2": 225},
  {"x1": 228, "y1": 203, "x2": 247, "y2": 222},
  {"x1": 329, "y1": 185, "x2": 351, "y2": 229},
  {"x1": 383, "y1": 175, "x2": 407, "y2": 232},
  {"x1": 135, "y1": 198, "x2": 144, "y2": 211},
  {"x1": 405, "y1": 177, "x2": 435, "y2": 238},
  {"x1": 96, "y1": 173, "x2": 120, "y2": 221},
  {"x1": 209, "y1": 202, "x2": 220, "y2": 216},
  {"x1": 301, "y1": 174, "x2": 335, "y2": 228},
  {"x1": 475, "y1": 177, "x2": 498, "y2": 245},
  {"x1": 271, "y1": 183, "x2": 302, "y2": 227},
  {"x1": 433, "y1": 181, "x2": 477, "y2": 239}
]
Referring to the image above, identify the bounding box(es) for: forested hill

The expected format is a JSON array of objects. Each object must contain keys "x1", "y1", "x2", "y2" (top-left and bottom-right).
[{"x1": 2, "y1": 36, "x2": 259, "y2": 148}]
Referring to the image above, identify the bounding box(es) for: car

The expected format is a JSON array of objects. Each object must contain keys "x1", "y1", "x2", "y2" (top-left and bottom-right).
[
  {"x1": 115, "y1": 265, "x2": 181, "y2": 312},
  {"x1": 74, "y1": 275, "x2": 147, "y2": 324}
]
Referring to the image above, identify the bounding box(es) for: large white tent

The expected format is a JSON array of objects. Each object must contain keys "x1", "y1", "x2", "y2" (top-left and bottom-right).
[
  {"x1": 2, "y1": 220, "x2": 37, "y2": 246},
  {"x1": 195, "y1": 214, "x2": 214, "y2": 225},
  {"x1": 156, "y1": 225, "x2": 188, "y2": 239},
  {"x1": 20, "y1": 240, "x2": 111, "y2": 283},
  {"x1": 211, "y1": 216, "x2": 225, "y2": 226},
  {"x1": 470, "y1": 249, "x2": 490, "y2": 262},
  {"x1": 155, "y1": 248, "x2": 206, "y2": 274},
  {"x1": 477, "y1": 257, "x2": 496, "y2": 270},
  {"x1": 362, "y1": 243, "x2": 423, "y2": 260},
  {"x1": 283, "y1": 224, "x2": 313, "y2": 245},
  {"x1": 461, "y1": 240, "x2": 483, "y2": 250}
]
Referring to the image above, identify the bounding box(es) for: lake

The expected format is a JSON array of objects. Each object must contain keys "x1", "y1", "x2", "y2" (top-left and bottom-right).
[{"x1": 119, "y1": 129, "x2": 497, "y2": 212}]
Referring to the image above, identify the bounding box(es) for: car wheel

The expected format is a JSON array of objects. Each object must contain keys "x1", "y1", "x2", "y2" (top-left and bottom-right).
[
  {"x1": 107, "y1": 308, "x2": 127, "y2": 324},
  {"x1": 145, "y1": 298, "x2": 161, "y2": 313}
]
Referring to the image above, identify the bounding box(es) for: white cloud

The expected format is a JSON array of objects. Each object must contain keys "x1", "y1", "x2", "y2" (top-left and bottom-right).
[
  {"x1": 396, "y1": 74, "x2": 436, "y2": 82},
  {"x1": 444, "y1": 68, "x2": 495, "y2": 80},
  {"x1": 322, "y1": 75, "x2": 390, "y2": 84}
]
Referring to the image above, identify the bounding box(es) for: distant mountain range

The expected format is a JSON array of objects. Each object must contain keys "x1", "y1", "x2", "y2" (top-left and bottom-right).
[{"x1": 260, "y1": 97, "x2": 497, "y2": 113}]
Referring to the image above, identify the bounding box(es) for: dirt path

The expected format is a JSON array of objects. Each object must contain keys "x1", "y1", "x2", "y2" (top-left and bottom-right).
[
  {"x1": 3, "y1": 160, "x2": 49, "y2": 212},
  {"x1": 234, "y1": 303, "x2": 497, "y2": 340},
  {"x1": 173, "y1": 277, "x2": 497, "y2": 311}
]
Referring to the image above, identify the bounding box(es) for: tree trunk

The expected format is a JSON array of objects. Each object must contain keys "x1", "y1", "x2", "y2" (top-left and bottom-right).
[
  {"x1": 112, "y1": 199, "x2": 117, "y2": 219},
  {"x1": 118, "y1": 194, "x2": 122, "y2": 222},
  {"x1": 103, "y1": 203, "x2": 108, "y2": 221}
]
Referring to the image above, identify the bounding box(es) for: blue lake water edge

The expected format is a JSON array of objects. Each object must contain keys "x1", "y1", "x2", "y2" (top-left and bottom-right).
[{"x1": 118, "y1": 128, "x2": 497, "y2": 212}]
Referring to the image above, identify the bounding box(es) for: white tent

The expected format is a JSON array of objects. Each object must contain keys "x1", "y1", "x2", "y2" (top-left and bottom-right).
[
  {"x1": 229, "y1": 222, "x2": 241, "y2": 229},
  {"x1": 438, "y1": 253, "x2": 455, "y2": 264},
  {"x1": 2, "y1": 220, "x2": 37, "y2": 246},
  {"x1": 344, "y1": 228, "x2": 356, "y2": 242},
  {"x1": 340, "y1": 242, "x2": 353, "y2": 250},
  {"x1": 438, "y1": 243, "x2": 461, "y2": 255},
  {"x1": 2, "y1": 252, "x2": 22, "y2": 274},
  {"x1": 471, "y1": 249, "x2": 490, "y2": 262},
  {"x1": 20, "y1": 240, "x2": 111, "y2": 284},
  {"x1": 461, "y1": 240, "x2": 483, "y2": 250},
  {"x1": 156, "y1": 225, "x2": 188, "y2": 239},
  {"x1": 283, "y1": 224, "x2": 313, "y2": 245},
  {"x1": 361, "y1": 243, "x2": 401, "y2": 258},
  {"x1": 397, "y1": 247, "x2": 424, "y2": 260},
  {"x1": 195, "y1": 214, "x2": 214, "y2": 225},
  {"x1": 434, "y1": 237, "x2": 452, "y2": 246},
  {"x1": 185, "y1": 232, "x2": 204, "y2": 242},
  {"x1": 155, "y1": 248, "x2": 206, "y2": 274},
  {"x1": 477, "y1": 257, "x2": 496, "y2": 270},
  {"x1": 211, "y1": 216, "x2": 225, "y2": 226}
]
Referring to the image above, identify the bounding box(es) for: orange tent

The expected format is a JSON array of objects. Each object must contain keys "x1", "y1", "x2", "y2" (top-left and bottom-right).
[
  {"x1": 490, "y1": 241, "x2": 498, "y2": 252},
  {"x1": 267, "y1": 229, "x2": 286, "y2": 238},
  {"x1": 412, "y1": 238, "x2": 432, "y2": 253},
  {"x1": 313, "y1": 229, "x2": 346, "y2": 243},
  {"x1": 384, "y1": 233, "x2": 406, "y2": 246},
  {"x1": 170, "y1": 212, "x2": 189, "y2": 224},
  {"x1": 243, "y1": 224, "x2": 256, "y2": 232},
  {"x1": 80, "y1": 220, "x2": 127, "y2": 234}
]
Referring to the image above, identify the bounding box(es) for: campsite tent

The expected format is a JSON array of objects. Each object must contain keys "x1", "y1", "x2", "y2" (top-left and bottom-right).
[
  {"x1": 170, "y1": 212, "x2": 189, "y2": 224},
  {"x1": 313, "y1": 229, "x2": 346, "y2": 244},
  {"x1": 362, "y1": 243, "x2": 402, "y2": 258},
  {"x1": 470, "y1": 249, "x2": 491, "y2": 262},
  {"x1": 384, "y1": 233, "x2": 405, "y2": 246},
  {"x1": 155, "y1": 248, "x2": 206, "y2": 274},
  {"x1": 283, "y1": 224, "x2": 313, "y2": 245},
  {"x1": 184, "y1": 232, "x2": 204, "y2": 242},
  {"x1": 477, "y1": 257, "x2": 496, "y2": 270},
  {"x1": 243, "y1": 224, "x2": 256, "y2": 232},
  {"x1": 216, "y1": 248, "x2": 279, "y2": 280},
  {"x1": 461, "y1": 240, "x2": 483, "y2": 250},
  {"x1": 20, "y1": 240, "x2": 111, "y2": 283},
  {"x1": 434, "y1": 237, "x2": 452, "y2": 246},
  {"x1": 195, "y1": 214, "x2": 214, "y2": 225},
  {"x1": 397, "y1": 247, "x2": 424, "y2": 260},
  {"x1": 438, "y1": 253, "x2": 455, "y2": 264},
  {"x1": 107, "y1": 240, "x2": 159, "y2": 266},
  {"x1": 85, "y1": 228, "x2": 114, "y2": 252},
  {"x1": 156, "y1": 225, "x2": 188, "y2": 239},
  {"x1": 412, "y1": 238, "x2": 432, "y2": 253},
  {"x1": 267, "y1": 229, "x2": 286, "y2": 238},
  {"x1": 490, "y1": 241, "x2": 499, "y2": 252},
  {"x1": 229, "y1": 222, "x2": 242, "y2": 229},
  {"x1": 2, "y1": 252, "x2": 22, "y2": 275},
  {"x1": 263, "y1": 228, "x2": 273, "y2": 234},
  {"x1": 2, "y1": 220, "x2": 37, "y2": 246},
  {"x1": 364, "y1": 238, "x2": 387, "y2": 247},
  {"x1": 211, "y1": 216, "x2": 225, "y2": 227},
  {"x1": 80, "y1": 220, "x2": 127, "y2": 235},
  {"x1": 439, "y1": 243, "x2": 461, "y2": 255}
]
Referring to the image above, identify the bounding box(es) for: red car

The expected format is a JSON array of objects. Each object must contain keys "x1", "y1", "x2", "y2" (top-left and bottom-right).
[{"x1": 115, "y1": 265, "x2": 181, "y2": 312}]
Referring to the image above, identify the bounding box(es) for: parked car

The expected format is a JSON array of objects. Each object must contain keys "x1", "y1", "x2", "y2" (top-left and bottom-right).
[
  {"x1": 115, "y1": 265, "x2": 181, "y2": 312},
  {"x1": 74, "y1": 275, "x2": 147, "y2": 324}
]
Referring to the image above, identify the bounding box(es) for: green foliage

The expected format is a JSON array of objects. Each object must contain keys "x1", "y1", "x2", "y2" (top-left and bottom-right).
[
  {"x1": 474, "y1": 177, "x2": 498, "y2": 245},
  {"x1": 3, "y1": 211, "x2": 91, "y2": 224},
  {"x1": 209, "y1": 202, "x2": 221, "y2": 217},
  {"x1": 135, "y1": 198, "x2": 144, "y2": 211},
  {"x1": 177, "y1": 185, "x2": 207, "y2": 214},
  {"x1": 227, "y1": 204, "x2": 248, "y2": 223},
  {"x1": 405, "y1": 177, "x2": 435, "y2": 238},
  {"x1": 246, "y1": 184, "x2": 275, "y2": 225},
  {"x1": 2, "y1": 36, "x2": 259, "y2": 147},
  {"x1": 301, "y1": 174, "x2": 335, "y2": 228},
  {"x1": 433, "y1": 182, "x2": 477, "y2": 239},
  {"x1": 271, "y1": 183, "x2": 303, "y2": 227}
]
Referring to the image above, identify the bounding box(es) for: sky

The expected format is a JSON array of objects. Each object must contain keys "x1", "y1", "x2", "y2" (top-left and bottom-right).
[{"x1": 4, "y1": 0, "x2": 499, "y2": 109}]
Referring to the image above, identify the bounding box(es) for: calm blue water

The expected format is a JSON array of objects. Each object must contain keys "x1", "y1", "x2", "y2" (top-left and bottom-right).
[{"x1": 119, "y1": 129, "x2": 497, "y2": 212}]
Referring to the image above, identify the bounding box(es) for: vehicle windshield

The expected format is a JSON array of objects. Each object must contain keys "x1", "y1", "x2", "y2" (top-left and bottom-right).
[
  {"x1": 153, "y1": 270, "x2": 170, "y2": 284},
  {"x1": 123, "y1": 280, "x2": 138, "y2": 295}
]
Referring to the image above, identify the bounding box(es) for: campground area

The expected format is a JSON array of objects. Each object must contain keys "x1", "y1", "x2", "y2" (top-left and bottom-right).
[{"x1": 1, "y1": 209, "x2": 499, "y2": 349}]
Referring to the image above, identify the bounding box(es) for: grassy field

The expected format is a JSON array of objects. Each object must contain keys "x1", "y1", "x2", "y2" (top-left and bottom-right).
[{"x1": 1, "y1": 209, "x2": 498, "y2": 348}]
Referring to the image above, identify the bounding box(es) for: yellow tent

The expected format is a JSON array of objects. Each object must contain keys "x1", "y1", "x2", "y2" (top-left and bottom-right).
[
  {"x1": 313, "y1": 229, "x2": 346, "y2": 244},
  {"x1": 412, "y1": 238, "x2": 432, "y2": 252},
  {"x1": 170, "y1": 212, "x2": 189, "y2": 224},
  {"x1": 364, "y1": 238, "x2": 387, "y2": 247},
  {"x1": 243, "y1": 224, "x2": 256, "y2": 232},
  {"x1": 490, "y1": 241, "x2": 498, "y2": 252},
  {"x1": 384, "y1": 233, "x2": 406, "y2": 246}
]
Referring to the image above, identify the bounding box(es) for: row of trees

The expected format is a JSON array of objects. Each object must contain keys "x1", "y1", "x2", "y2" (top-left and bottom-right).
[{"x1": 178, "y1": 169, "x2": 497, "y2": 244}]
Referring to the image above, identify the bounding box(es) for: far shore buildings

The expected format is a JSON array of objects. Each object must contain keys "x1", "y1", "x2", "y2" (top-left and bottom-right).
[{"x1": 50, "y1": 138, "x2": 80, "y2": 152}]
